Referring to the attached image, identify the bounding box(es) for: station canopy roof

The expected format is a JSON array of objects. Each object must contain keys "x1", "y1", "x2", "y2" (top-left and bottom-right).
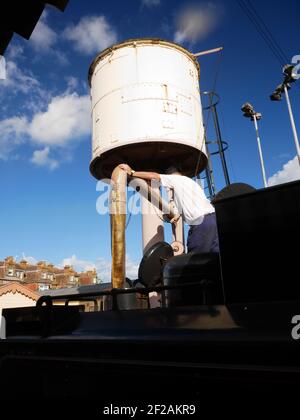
[{"x1": 0, "y1": 0, "x2": 69, "y2": 55}]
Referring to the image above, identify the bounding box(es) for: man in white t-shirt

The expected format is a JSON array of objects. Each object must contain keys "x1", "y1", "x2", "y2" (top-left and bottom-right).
[{"x1": 118, "y1": 164, "x2": 219, "y2": 253}]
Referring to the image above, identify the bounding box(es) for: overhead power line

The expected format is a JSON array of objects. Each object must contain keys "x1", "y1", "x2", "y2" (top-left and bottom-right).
[
  {"x1": 245, "y1": 0, "x2": 289, "y2": 64},
  {"x1": 237, "y1": 0, "x2": 289, "y2": 66}
]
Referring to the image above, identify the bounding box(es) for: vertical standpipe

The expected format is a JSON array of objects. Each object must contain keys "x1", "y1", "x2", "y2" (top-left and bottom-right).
[{"x1": 110, "y1": 167, "x2": 127, "y2": 289}]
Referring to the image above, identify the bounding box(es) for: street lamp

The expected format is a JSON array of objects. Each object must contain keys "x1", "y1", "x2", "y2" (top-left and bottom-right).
[
  {"x1": 270, "y1": 64, "x2": 300, "y2": 166},
  {"x1": 241, "y1": 102, "x2": 268, "y2": 188}
]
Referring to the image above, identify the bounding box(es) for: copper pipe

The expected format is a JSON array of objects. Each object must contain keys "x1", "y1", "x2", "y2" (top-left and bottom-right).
[
  {"x1": 110, "y1": 168, "x2": 179, "y2": 288},
  {"x1": 110, "y1": 166, "x2": 127, "y2": 289}
]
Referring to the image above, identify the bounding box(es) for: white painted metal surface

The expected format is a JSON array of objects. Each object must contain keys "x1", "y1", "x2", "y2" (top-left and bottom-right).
[
  {"x1": 89, "y1": 39, "x2": 207, "y2": 179},
  {"x1": 141, "y1": 185, "x2": 165, "y2": 254}
]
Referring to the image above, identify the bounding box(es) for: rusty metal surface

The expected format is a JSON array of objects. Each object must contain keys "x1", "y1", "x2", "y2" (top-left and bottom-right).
[
  {"x1": 88, "y1": 38, "x2": 200, "y2": 86},
  {"x1": 110, "y1": 166, "x2": 127, "y2": 288}
]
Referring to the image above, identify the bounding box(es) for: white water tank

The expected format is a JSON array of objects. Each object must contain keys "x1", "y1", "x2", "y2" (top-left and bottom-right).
[{"x1": 89, "y1": 39, "x2": 207, "y2": 179}]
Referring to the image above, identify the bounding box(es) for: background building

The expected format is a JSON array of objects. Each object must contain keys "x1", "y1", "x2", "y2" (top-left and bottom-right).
[
  {"x1": 0, "y1": 282, "x2": 40, "y2": 309},
  {"x1": 0, "y1": 256, "x2": 99, "y2": 310},
  {"x1": 0, "y1": 256, "x2": 98, "y2": 291}
]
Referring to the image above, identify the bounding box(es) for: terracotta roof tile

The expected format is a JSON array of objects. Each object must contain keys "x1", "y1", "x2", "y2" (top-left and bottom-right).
[{"x1": 0, "y1": 282, "x2": 40, "y2": 300}]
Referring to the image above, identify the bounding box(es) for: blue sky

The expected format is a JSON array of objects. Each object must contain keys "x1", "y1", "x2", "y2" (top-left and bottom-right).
[{"x1": 0, "y1": 0, "x2": 300, "y2": 281}]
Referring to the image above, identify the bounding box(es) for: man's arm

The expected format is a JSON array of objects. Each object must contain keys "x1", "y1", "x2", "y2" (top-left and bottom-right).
[
  {"x1": 118, "y1": 164, "x2": 179, "y2": 225},
  {"x1": 118, "y1": 164, "x2": 160, "y2": 181}
]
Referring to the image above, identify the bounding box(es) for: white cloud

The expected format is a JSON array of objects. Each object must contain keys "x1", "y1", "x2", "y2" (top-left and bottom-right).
[
  {"x1": 31, "y1": 147, "x2": 59, "y2": 170},
  {"x1": 142, "y1": 0, "x2": 160, "y2": 6},
  {"x1": 28, "y1": 11, "x2": 68, "y2": 64},
  {"x1": 28, "y1": 92, "x2": 90, "y2": 146},
  {"x1": 93, "y1": 254, "x2": 139, "y2": 283},
  {"x1": 0, "y1": 116, "x2": 28, "y2": 160},
  {"x1": 125, "y1": 255, "x2": 140, "y2": 280},
  {"x1": 95, "y1": 254, "x2": 139, "y2": 283},
  {"x1": 174, "y1": 3, "x2": 222, "y2": 44},
  {"x1": 268, "y1": 156, "x2": 300, "y2": 186},
  {"x1": 63, "y1": 15, "x2": 117, "y2": 55},
  {"x1": 20, "y1": 254, "x2": 38, "y2": 265},
  {"x1": 6, "y1": 43, "x2": 24, "y2": 60},
  {"x1": 65, "y1": 76, "x2": 79, "y2": 91},
  {"x1": 53, "y1": 50, "x2": 69, "y2": 66},
  {"x1": 61, "y1": 254, "x2": 139, "y2": 283},
  {"x1": 0, "y1": 60, "x2": 40, "y2": 95},
  {"x1": 30, "y1": 12, "x2": 57, "y2": 51},
  {"x1": 0, "y1": 116, "x2": 28, "y2": 139},
  {"x1": 94, "y1": 258, "x2": 112, "y2": 283},
  {"x1": 0, "y1": 91, "x2": 90, "y2": 163},
  {"x1": 0, "y1": 59, "x2": 53, "y2": 115},
  {"x1": 62, "y1": 255, "x2": 96, "y2": 272}
]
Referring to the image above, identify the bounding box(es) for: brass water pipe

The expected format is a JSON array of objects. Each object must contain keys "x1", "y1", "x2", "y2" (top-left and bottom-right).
[
  {"x1": 110, "y1": 166, "x2": 127, "y2": 288},
  {"x1": 110, "y1": 165, "x2": 180, "y2": 289}
]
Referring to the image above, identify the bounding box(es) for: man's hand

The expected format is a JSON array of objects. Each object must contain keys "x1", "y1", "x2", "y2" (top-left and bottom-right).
[
  {"x1": 169, "y1": 214, "x2": 181, "y2": 226},
  {"x1": 118, "y1": 163, "x2": 132, "y2": 175},
  {"x1": 118, "y1": 165, "x2": 160, "y2": 182}
]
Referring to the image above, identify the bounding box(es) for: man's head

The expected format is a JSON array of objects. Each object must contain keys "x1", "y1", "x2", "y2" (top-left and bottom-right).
[{"x1": 165, "y1": 164, "x2": 182, "y2": 175}]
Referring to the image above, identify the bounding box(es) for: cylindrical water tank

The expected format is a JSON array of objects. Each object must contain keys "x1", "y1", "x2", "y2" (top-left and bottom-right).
[{"x1": 88, "y1": 38, "x2": 207, "y2": 179}]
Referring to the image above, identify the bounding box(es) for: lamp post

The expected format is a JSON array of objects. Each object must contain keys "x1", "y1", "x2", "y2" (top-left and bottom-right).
[
  {"x1": 270, "y1": 64, "x2": 300, "y2": 166},
  {"x1": 241, "y1": 102, "x2": 268, "y2": 188}
]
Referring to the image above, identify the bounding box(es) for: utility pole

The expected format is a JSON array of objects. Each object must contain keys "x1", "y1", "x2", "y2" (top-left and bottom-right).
[
  {"x1": 241, "y1": 102, "x2": 268, "y2": 188},
  {"x1": 270, "y1": 64, "x2": 300, "y2": 166}
]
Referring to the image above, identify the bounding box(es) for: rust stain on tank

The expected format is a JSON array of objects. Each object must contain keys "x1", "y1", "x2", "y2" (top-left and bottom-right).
[{"x1": 163, "y1": 83, "x2": 168, "y2": 99}]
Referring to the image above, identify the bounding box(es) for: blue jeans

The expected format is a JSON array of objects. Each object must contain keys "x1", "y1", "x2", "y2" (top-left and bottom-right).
[{"x1": 187, "y1": 213, "x2": 219, "y2": 253}]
